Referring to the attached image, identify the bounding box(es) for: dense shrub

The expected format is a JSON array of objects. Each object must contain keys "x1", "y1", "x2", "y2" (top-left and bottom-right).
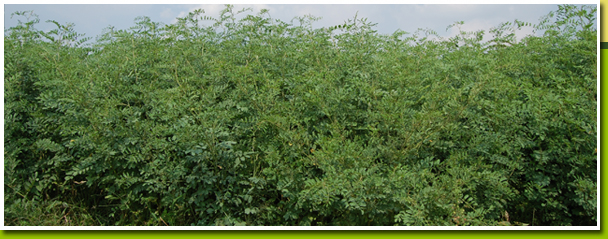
[{"x1": 5, "y1": 5, "x2": 597, "y2": 226}]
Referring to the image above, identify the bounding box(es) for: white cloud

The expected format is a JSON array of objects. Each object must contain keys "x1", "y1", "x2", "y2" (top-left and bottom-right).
[{"x1": 160, "y1": 8, "x2": 175, "y2": 21}]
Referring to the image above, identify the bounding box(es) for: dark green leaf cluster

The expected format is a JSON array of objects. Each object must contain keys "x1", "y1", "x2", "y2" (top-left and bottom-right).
[{"x1": 5, "y1": 5, "x2": 596, "y2": 226}]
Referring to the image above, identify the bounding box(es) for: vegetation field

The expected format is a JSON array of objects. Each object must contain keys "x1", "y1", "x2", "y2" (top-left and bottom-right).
[{"x1": 4, "y1": 5, "x2": 597, "y2": 226}]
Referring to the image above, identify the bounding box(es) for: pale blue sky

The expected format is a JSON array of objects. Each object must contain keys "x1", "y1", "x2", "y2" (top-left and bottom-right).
[{"x1": 3, "y1": 3, "x2": 597, "y2": 44}]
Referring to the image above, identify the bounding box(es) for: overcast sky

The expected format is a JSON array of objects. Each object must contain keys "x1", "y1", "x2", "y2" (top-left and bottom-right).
[{"x1": 3, "y1": 2, "x2": 597, "y2": 44}]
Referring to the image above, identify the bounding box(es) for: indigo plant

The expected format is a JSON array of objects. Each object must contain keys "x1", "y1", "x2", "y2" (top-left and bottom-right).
[{"x1": 4, "y1": 5, "x2": 596, "y2": 226}]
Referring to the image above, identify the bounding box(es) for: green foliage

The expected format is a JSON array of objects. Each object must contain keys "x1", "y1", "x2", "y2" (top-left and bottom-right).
[
  {"x1": 5, "y1": 5, "x2": 596, "y2": 226},
  {"x1": 4, "y1": 198, "x2": 100, "y2": 226}
]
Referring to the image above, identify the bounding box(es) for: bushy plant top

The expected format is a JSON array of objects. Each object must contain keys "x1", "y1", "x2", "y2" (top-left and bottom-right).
[{"x1": 4, "y1": 5, "x2": 597, "y2": 226}]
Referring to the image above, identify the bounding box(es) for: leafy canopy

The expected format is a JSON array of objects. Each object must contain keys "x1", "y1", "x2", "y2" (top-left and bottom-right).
[{"x1": 4, "y1": 5, "x2": 596, "y2": 226}]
